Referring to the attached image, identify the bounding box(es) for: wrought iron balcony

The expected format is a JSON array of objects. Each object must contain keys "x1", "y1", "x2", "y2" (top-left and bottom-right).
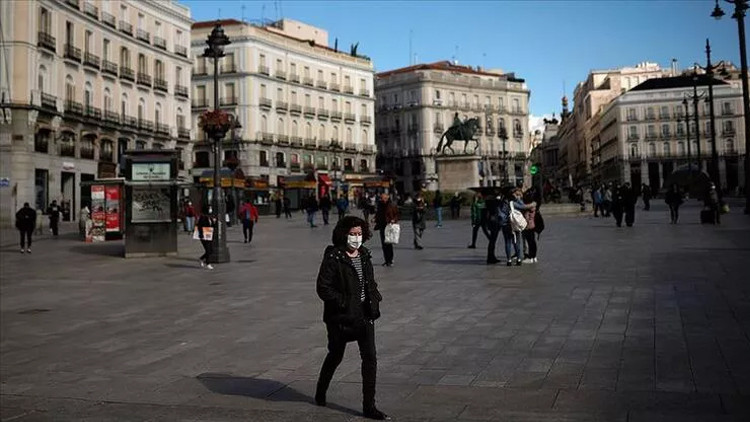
[
  {"x1": 275, "y1": 101, "x2": 288, "y2": 112},
  {"x1": 344, "y1": 113, "x2": 356, "y2": 123},
  {"x1": 41, "y1": 93, "x2": 57, "y2": 110},
  {"x1": 277, "y1": 134, "x2": 289, "y2": 144},
  {"x1": 101, "y1": 12, "x2": 116, "y2": 28},
  {"x1": 119, "y1": 21, "x2": 133, "y2": 35},
  {"x1": 174, "y1": 84, "x2": 188, "y2": 98},
  {"x1": 80, "y1": 145, "x2": 95, "y2": 159},
  {"x1": 289, "y1": 73, "x2": 300, "y2": 83},
  {"x1": 722, "y1": 108, "x2": 735, "y2": 116},
  {"x1": 330, "y1": 82, "x2": 340, "y2": 92},
  {"x1": 343, "y1": 85, "x2": 354, "y2": 94},
  {"x1": 122, "y1": 114, "x2": 138, "y2": 128},
  {"x1": 154, "y1": 78, "x2": 168, "y2": 92},
  {"x1": 220, "y1": 96, "x2": 238, "y2": 106},
  {"x1": 65, "y1": 0, "x2": 80, "y2": 9},
  {"x1": 330, "y1": 111, "x2": 342, "y2": 121},
  {"x1": 156, "y1": 123, "x2": 170, "y2": 135},
  {"x1": 316, "y1": 80, "x2": 327, "y2": 89},
  {"x1": 723, "y1": 128, "x2": 736, "y2": 135},
  {"x1": 259, "y1": 97, "x2": 272, "y2": 109},
  {"x1": 37, "y1": 32, "x2": 56, "y2": 52},
  {"x1": 304, "y1": 106, "x2": 316, "y2": 117},
  {"x1": 83, "y1": 52, "x2": 100, "y2": 69},
  {"x1": 290, "y1": 136, "x2": 303, "y2": 147},
  {"x1": 221, "y1": 63, "x2": 237, "y2": 73},
  {"x1": 259, "y1": 132, "x2": 274, "y2": 145},
  {"x1": 360, "y1": 88, "x2": 370, "y2": 97},
  {"x1": 64, "y1": 100, "x2": 83, "y2": 115},
  {"x1": 138, "y1": 119, "x2": 154, "y2": 132},
  {"x1": 433, "y1": 123, "x2": 444, "y2": 133},
  {"x1": 84, "y1": 2, "x2": 98, "y2": 18},
  {"x1": 258, "y1": 65, "x2": 269, "y2": 75},
  {"x1": 192, "y1": 98, "x2": 209, "y2": 109},
  {"x1": 628, "y1": 134, "x2": 640, "y2": 141},
  {"x1": 361, "y1": 115, "x2": 372, "y2": 125},
  {"x1": 275, "y1": 70, "x2": 286, "y2": 80},
  {"x1": 174, "y1": 45, "x2": 187, "y2": 57},
  {"x1": 178, "y1": 127, "x2": 190, "y2": 139},
  {"x1": 317, "y1": 108, "x2": 329, "y2": 119},
  {"x1": 120, "y1": 66, "x2": 134, "y2": 81},
  {"x1": 64, "y1": 44, "x2": 81, "y2": 62},
  {"x1": 84, "y1": 105, "x2": 101, "y2": 120},
  {"x1": 289, "y1": 103, "x2": 302, "y2": 114},
  {"x1": 60, "y1": 142, "x2": 76, "y2": 157},
  {"x1": 137, "y1": 72, "x2": 152, "y2": 87},
  {"x1": 153, "y1": 36, "x2": 166, "y2": 50},
  {"x1": 102, "y1": 60, "x2": 117, "y2": 76},
  {"x1": 303, "y1": 77, "x2": 314, "y2": 86},
  {"x1": 104, "y1": 110, "x2": 120, "y2": 124}
]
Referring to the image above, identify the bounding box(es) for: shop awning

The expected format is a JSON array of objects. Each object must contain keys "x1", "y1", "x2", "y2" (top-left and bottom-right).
[
  {"x1": 199, "y1": 168, "x2": 245, "y2": 188},
  {"x1": 282, "y1": 175, "x2": 317, "y2": 189},
  {"x1": 318, "y1": 174, "x2": 332, "y2": 186},
  {"x1": 363, "y1": 177, "x2": 392, "y2": 188}
]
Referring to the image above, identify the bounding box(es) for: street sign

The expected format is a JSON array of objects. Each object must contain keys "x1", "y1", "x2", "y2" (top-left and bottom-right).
[
  {"x1": 0, "y1": 177, "x2": 9, "y2": 187},
  {"x1": 529, "y1": 164, "x2": 539, "y2": 175}
]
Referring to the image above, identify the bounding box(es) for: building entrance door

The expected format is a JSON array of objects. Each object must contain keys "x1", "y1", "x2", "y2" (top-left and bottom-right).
[{"x1": 61, "y1": 171, "x2": 76, "y2": 221}]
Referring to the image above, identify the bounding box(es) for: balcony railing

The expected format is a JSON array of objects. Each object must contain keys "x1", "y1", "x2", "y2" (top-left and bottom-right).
[
  {"x1": 41, "y1": 93, "x2": 57, "y2": 110},
  {"x1": 316, "y1": 80, "x2": 327, "y2": 89},
  {"x1": 101, "y1": 12, "x2": 115, "y2": 27},
  {"x1": 277, "y1": 134, "x2": 289, "y2": 144},
  {"x1": 138, "y1": 119, "x2": 154, "y2": 132},
  {"x1": 303, "y1": 77, "x2": 314, "y2": 86},
  {"x1": 330, "y1": 111, "x2": 342, "y2": 121},
  {"x1": 275, "y1": 70, "x2": 286, "y2": 80},
  {"x1": 722, "y1": 109, "x2": 735, "y2": 116},
  {"x1": 154, "y1": 78, "x2": 168, "y2": 92},
  {"x1": 193, "y1": 67, "x2": 208, "y2": 76},
  {"x1": 178, "y1": 128, "x2": 190, "y2": 139},
  {"x1": 153, "y1": 36, "x2": 166, "y2": 50},
  {"x1": 289, "y1": 103, "x2": 302, "y2": 114},
  {"x1": 137, "y1": 73, "x2": 152, "y2": 87},
  {"x1": 119, "y1": 21, "x2": 133, "y2": 35},
  {"x1": 102, "y1": 60, "x2": 117, "y2": 76},
  {"x1": 120, "y1": 66, "x2": 134, "y2": 81},
  {"x1": 174, "y1": 45, "x2": 187, "y2": 57},
  {"x1": 258, "y1": 65, "x2": 269, "y2": 75},
  {"x1": 628, "y1": 134, "x2": 640, "y2": 141},
  {"x1": 174, "y1": 84, "x2": 188, "y2": 98},
  {"x1": 644, "y1": 114, "x2": 656, "y2": 121},
  {"x1": 60, "y1": 142, "x2": 75, "y2": 157},
  {"x1": 192, "y1": 98, "x2": 209, "y2": 109},
  {"x1": 330, "y1": 82, "x2": 340, "y2": 92},
  {"x1": 259, "y1": 132, "x2": 274, "y2": 144},
  {"x1": 64, "y1": 100, "x2": 83, "y2": 115},
  {"x1": 64, "y1": 44, "x2": 81, "y2": 62},
  {"x1": 104, "y1": 110, "x2": 119, "y2": 124},
  {"x1": 220, "y1": 96, "x2": 238, "y2": 106},
  {"x1": 289, "y1": 73, "x2": 300, "y2": 83},
  {"x1": 361, "y1": 115, "x2": 372, "y2": 125},
  {"x1": 317, "y1": 108, "x2": 329, "y2": 119},
  {"x1": 156, "y1": 123, "x2": 170, "y2": 135},
  {"x1": 259, "y1": 97, "x2": 272, "y2": 109},
  {"x1": 84, "y1": 105, "x2": 101, "y2": 120},
  {"x1": 80, "y1": 145, "x2": 95, "y2": 159},
  {"x1": 343, "y1": 85, "x2": 354, "y2": 94},
  {"x1": 37, "y1": 32, "x2": 56, "y2": 52},
  {"x1": 221, "y1": 63, "x2": 237, "y2": 73},
  {"x1": 723, "y1": 128, "x2": 736, "y2": 135},
  {"x1": 276, "y1": 101, "x2": 288, "y2": 111},
  {"x1": 122, "y1": 114, "x2": 138, "y2": 128},
  {"x1": 84, "y1": 2, "x2": 98, "y2": 18},
  {"x1": 659, "y1": 114, "x2": 670, "y2": 120},
  {"x1": 304, "y1": 106, "x2": 316, "y2": 117},
  {"x1": 626, "y1": 115, "x2": 639, "y2": 122},
  {"x1": 83, "y1": 52, "x2": 100, "y2": 69},
  {"x1": 344, "y1": 113, "x2": 356, "y2": 123},
  {"x1": 290, "y1": 136, "x2": 303, "y2": 147},
  {"x1": 360, "y1": 89, "x2": 370, "y2": 97},
  {"x1": 65, "y1": 0, "x2": 80, "y2": 9}
]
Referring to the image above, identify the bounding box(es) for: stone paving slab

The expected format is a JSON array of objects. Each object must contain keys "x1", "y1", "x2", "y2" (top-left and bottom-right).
[{"x1": 1, "y1": 201, "x2": 750, "y2": 421}]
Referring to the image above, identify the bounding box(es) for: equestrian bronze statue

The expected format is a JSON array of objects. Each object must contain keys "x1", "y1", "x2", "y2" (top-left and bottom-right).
[{"x1": 437, "y1": 117, "x2": 480, "y2": 155}]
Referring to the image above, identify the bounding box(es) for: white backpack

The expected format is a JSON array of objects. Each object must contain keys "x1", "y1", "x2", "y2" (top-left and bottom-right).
[{"x1": 509, "y1": 201, "x2": 527, "y2": 232}]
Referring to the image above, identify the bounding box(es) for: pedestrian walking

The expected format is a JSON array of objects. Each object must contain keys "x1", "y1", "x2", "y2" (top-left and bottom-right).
[
  {"x1": 274, "y1": 193, "x2": 283, "y2": 218},
  {"x1": 361, "y1": 193, "x2": 371, "y2": 222},
  {"x1": 433, "y1": 190, "x2": 443, "y2": 227},
  {"x1": 450, "y1": 192, "x2": 462, "y2": 219},
  {"x1": 603, "y1": 184, "x2": 613, "y2": 217},
  {"x1": 306, "y1": 193, "x2": 319, "y2": 228},
  {"x1": 521, "y1": 200, "x2": 538, "y2": 263},
  {"x1": 412, "y1": 192, "x2": 426, "y2": 250},
  {"x1": 499, "y1": 188, "x2": 532, "y2": 266},
  {"x1": 15, "y1": 202, "x2": 36, "y2": 253},
  {"x1": 336, "y1": 194, "x2": 349, "y2": 221},
  {"x1": 237, "y1": 200, "x2": 259, "y2": 243},
  {"x1": 373, "y1": 193, "x2": 398, "y2": 267},
  {"x1": 665, "y1": 184, "x2": 683, "y2": 224},
  {"x1": 611, "y1": 183, "x2": 624, "y2": 227},
  {"x1": 483, "y1": 194, "x2": 501, "y2": 264},
  {"x1": 705, "y1": 184, "x2": 720, "y2": 224},
  {"x1": 46, "y1": 200, "x2": 61, "y2": 236},
  {"x1": 197, "y1": 208, "x2": 215, "y2": 270},
  {"x1": 592, "y1": 186, "x2": 603, "y2": 217},
  {"x1": 225, "y1": 195, "x2": 235, "y2": 228},
  {"x1": 622, "y1": 182, "x2": 636, "y2": 227},
  {"x1": 283, "y1": 196, "x2": 292, "y2": 219},
  {"x1": 184, "y1": 200, "x2": 196, "y2": 233},
  {"x1": 467, "y1": 192, "x2": 485, "y2": 249},
  {"x1": 641, "y1": 184, "x2": 652, "y2": 211},
  {"x1": 314, "y1": 216, "x2": 389, "y2": 420},
  {"x1": 320, "y1": 193, "x2": 332, "y2": 225}
]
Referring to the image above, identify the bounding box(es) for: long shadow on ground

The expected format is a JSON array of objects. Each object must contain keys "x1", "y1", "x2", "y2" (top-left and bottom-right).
[{"x1": 196, "y1": 373, "x2": 360, "y2": 417}]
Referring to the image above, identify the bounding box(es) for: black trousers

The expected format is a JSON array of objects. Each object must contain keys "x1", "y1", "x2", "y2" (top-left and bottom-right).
[
  {"x1": 625, "y1": 204, "x2": 635, "y2": 227},
  {"x1": 199, "y1": 239, "x2": 212, "y2": 262},
  {"x1": 316, "y1": 321, "x2": 377, "y2": 407},
  {"x1": 284, "y1": 207, "x2": 292, "y2": 219},
  {"x1": 50, "y1": 218, "x2": 59, "y2": 236},
  {"x1": 486, "y1": 223, "x2": 500, "y2": 262},
  {"x1": 612, "y1": 206, "x2": 623, "y2": 227},
  {"x1": 322, "y1": 209, "x2": 330, "y2": 225},
  {"x1": 469, "y1": 223, "x2": 480, "y2": 247},
  {"x1": 379, "y1": 228, "x2": 394, "y2": 265},
  {"x1": 522, "y1": 230, "x2": 537, "y2": 259},
  {"x1": 669, "y1": 204, "x2": 680, "y2": 223},
  {"x1": 242, "y1": 220, "x2": 254, "y2": 242},
  {"x1": 19, "y1": 229, "x2": 32, "y2": 248},
  {"x1": 643, "y1": 198, "x2": 651, "y2": 211}
]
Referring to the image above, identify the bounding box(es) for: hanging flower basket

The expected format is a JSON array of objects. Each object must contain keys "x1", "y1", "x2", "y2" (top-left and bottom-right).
[{"x1": 198, "y1": 110, "x2": 232, "y2": 138}]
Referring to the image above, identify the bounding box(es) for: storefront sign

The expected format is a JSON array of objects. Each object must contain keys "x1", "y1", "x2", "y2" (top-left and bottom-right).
[
  {"x1": 132, "y1": 163, "x2": 171, "y2": 181},
  {"x1": 90, "y1": 185, "x2": 106, "y2": 242},
  {"x1": 105, "y1": 185, "x2": 121, "y2": 232}
]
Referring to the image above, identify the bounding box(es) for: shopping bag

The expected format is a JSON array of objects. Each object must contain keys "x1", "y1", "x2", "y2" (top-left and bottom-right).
[
  {"x1": 384, "y1": 223, "x2": 400, "y2": 244},
  {"x1": 193, "y1": 226, "x2": 213, "y2": 241}
]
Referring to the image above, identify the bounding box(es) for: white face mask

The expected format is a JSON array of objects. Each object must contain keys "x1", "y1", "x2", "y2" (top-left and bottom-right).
[{"x1": 347, "y1": 234, "x2": 363, "y2": 250}]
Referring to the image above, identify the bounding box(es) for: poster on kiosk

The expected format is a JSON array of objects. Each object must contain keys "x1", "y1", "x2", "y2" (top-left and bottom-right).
[
  {"x1": 91, "y1": 185, "x2": 106, "y2": 242},
  {"x1": 88, "y1": 183, "x2": 124, "y2": 242}
]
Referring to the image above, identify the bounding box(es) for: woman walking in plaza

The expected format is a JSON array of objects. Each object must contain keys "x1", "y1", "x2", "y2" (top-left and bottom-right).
[
  {"x1": 314, "y1": 216, "x2": 389, "y2": 420},
  {"x1": 467, "y1": 192, "x2": 485, "y2": 249},
  {"x1": 412, "y1": 191, "x2": 426, "y2": 250},
  {"x1": 196, "y1": 207, "x2": 215, "y2": 270},
  {"x1": 373, "y1": 193, "x2": 399, "y2": 266},
  {"x1": 664, "y1": 184, "x2": 684, "y2": 224}
]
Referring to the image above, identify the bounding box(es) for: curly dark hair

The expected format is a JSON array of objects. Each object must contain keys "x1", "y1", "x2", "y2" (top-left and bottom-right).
[{"x1": 331, "y1": 215, "x2": 372, "y2": 246}]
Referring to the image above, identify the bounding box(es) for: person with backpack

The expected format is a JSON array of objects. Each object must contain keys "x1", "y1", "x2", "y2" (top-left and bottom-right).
[
  {"x1": 237, "y1": 200, "x2": 259, "y2": 244},
  {"x1": 499, "y1": 188, "x2": 535, "y2": 266}
]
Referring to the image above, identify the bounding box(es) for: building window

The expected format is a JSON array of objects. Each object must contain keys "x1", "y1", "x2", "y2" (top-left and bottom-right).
[
  {"x1": 723, "y1": 120, "x2": 734, "y2": 133},
  {"x1": 647, "y1": 125, "x2": 655, "y2": 136},
  {"x1": 629, "y1": 126, "x2": 637, "y2": 138},
  {"x1": 648, "y1": 143, "x2": 656, "y2": 155},
  {"x1": 660, "y1": 106, "x2": 669, "y2": 118},
  {"x1": 260, "y1": 150, "x2": 268, "y2": 167},
  {"x1": 630, "y1": 143, "x2": 639, "y2": 157},
  {"x1": 722, "y1": 101, "x2": 733, "y2": 115},
  {"x1": 676, "y1": 122, "x2": 684, "y2": 135},
  {"x1": 661, "y1": 124, "x2": 670, "y2": 136},
  {"x1": 677, "y1": 141, "x2": 685, "y2": 155},
  {"x1": 39, "y1": 7, "x2": 51, "y2": 34},
  {"x1": 726, "y1": 138, "x2": 735, "y2": 153},
  {"x1": 646, "y1": 107, "x2": 654, "y2": 119},
  {"x1": 663, "y1": 142, "x2": 670, "y2": 156}
]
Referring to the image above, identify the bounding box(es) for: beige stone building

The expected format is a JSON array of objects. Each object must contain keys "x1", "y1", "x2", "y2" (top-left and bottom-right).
[
  {"x1": 560, "y1": 62, "x2": 674, "y2": 185},
  {"x1": 189, "y1": 18, "x2": 376, "y2": 204},
  {"x1": 0, "y1": 0, "x2": 192, "y2": 226},
  {"x1": 592, "y1": 74, "x2": 746, "y2": 191},
  {"x1": 375, "y1": 61, "x2": 531, "y2": 193}
]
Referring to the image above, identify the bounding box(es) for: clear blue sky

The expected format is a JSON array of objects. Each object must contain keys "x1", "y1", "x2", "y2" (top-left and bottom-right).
[{"x1": 182, "y1": 0, "x2": 742, "y2": 119}]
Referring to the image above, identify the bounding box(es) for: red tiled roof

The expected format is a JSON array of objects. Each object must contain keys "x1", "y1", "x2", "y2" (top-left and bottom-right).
[
  {"x1": 376, "y1": 61, "x2": 503, "y2": 78},
  {"x1": 192, "y1": 19, "x2": 243, "y2": 30}
]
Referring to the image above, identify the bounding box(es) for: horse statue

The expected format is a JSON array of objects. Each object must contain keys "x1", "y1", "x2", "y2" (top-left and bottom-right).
[{"x1": 437, "y1": 117, "x2": 480, "y2": 155}]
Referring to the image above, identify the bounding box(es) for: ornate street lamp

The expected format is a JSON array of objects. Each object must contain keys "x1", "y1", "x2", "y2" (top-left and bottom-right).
[
  {"x1": 202, "y1": 22, "x2": 231, "y2": 263},
  {"x1": 225, "y1": 117, "x2": 242, "y2": 226},
  {"x1": 498, "y1": 126, "x2": 509, "y2": 186},
  {"x1": 711, "y1": 0, "x2": 750, "y2": 212}
]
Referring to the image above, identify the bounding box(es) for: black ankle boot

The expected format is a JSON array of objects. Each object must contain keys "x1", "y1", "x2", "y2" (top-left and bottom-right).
[
  {"x1": 363, "y1": 406, "x2": 390, "y2": 420},
  {"x1": 314, "y1": 391, "x2": 326, "y2": 406}
]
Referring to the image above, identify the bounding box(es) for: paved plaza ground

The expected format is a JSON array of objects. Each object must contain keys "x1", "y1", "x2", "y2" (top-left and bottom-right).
[{"x1": 1, "y1": 200, "x2": 749, "y2": 421}]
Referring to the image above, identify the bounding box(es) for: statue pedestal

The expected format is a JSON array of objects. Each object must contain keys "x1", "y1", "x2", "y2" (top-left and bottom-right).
[{"x1": 435, "y1": 154, "x2": 481, "y2": 191}]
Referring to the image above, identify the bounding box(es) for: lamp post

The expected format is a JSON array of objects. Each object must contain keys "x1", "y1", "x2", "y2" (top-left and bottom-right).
[
  {"x1": 695, "y1": 39, "x2": 730, "y2": 202},
  {"x1": 711, "y1": 0, "x2": 750, "y2": 213},
  {"x1": 226, "y1": 117, "x2": 242, "y2": 225},
  {"x1": 681, "y1": 98, "x2": 693, "y2": 171},
  {"x1": 204, "y1": 22, "x2": 231, "y2": 263},
  {"x1": 690, "y1": 73, "x2": 705, "y2": 171}
]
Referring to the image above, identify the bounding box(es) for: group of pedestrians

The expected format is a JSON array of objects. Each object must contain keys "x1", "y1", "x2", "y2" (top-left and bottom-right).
[{"x1": 482, "y1": 187, "x2": 542, "y2": 266}]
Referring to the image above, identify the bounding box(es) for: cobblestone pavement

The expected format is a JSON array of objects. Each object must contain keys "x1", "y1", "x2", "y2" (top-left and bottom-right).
[{"x1": 1, "y1": 201, "x2": 749, "y2": 421}]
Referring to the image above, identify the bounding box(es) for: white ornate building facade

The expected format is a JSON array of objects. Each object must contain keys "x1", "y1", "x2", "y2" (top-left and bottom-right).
[
  {"x1": 374, "y1": 61, "x2": 531, "y2": 193},
  {"x1": 0, "y1": 0, "x2": 192, "y2": 226},
  {"x1": 189, "y1": 18, "x2": 376, "y2": 195}
]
